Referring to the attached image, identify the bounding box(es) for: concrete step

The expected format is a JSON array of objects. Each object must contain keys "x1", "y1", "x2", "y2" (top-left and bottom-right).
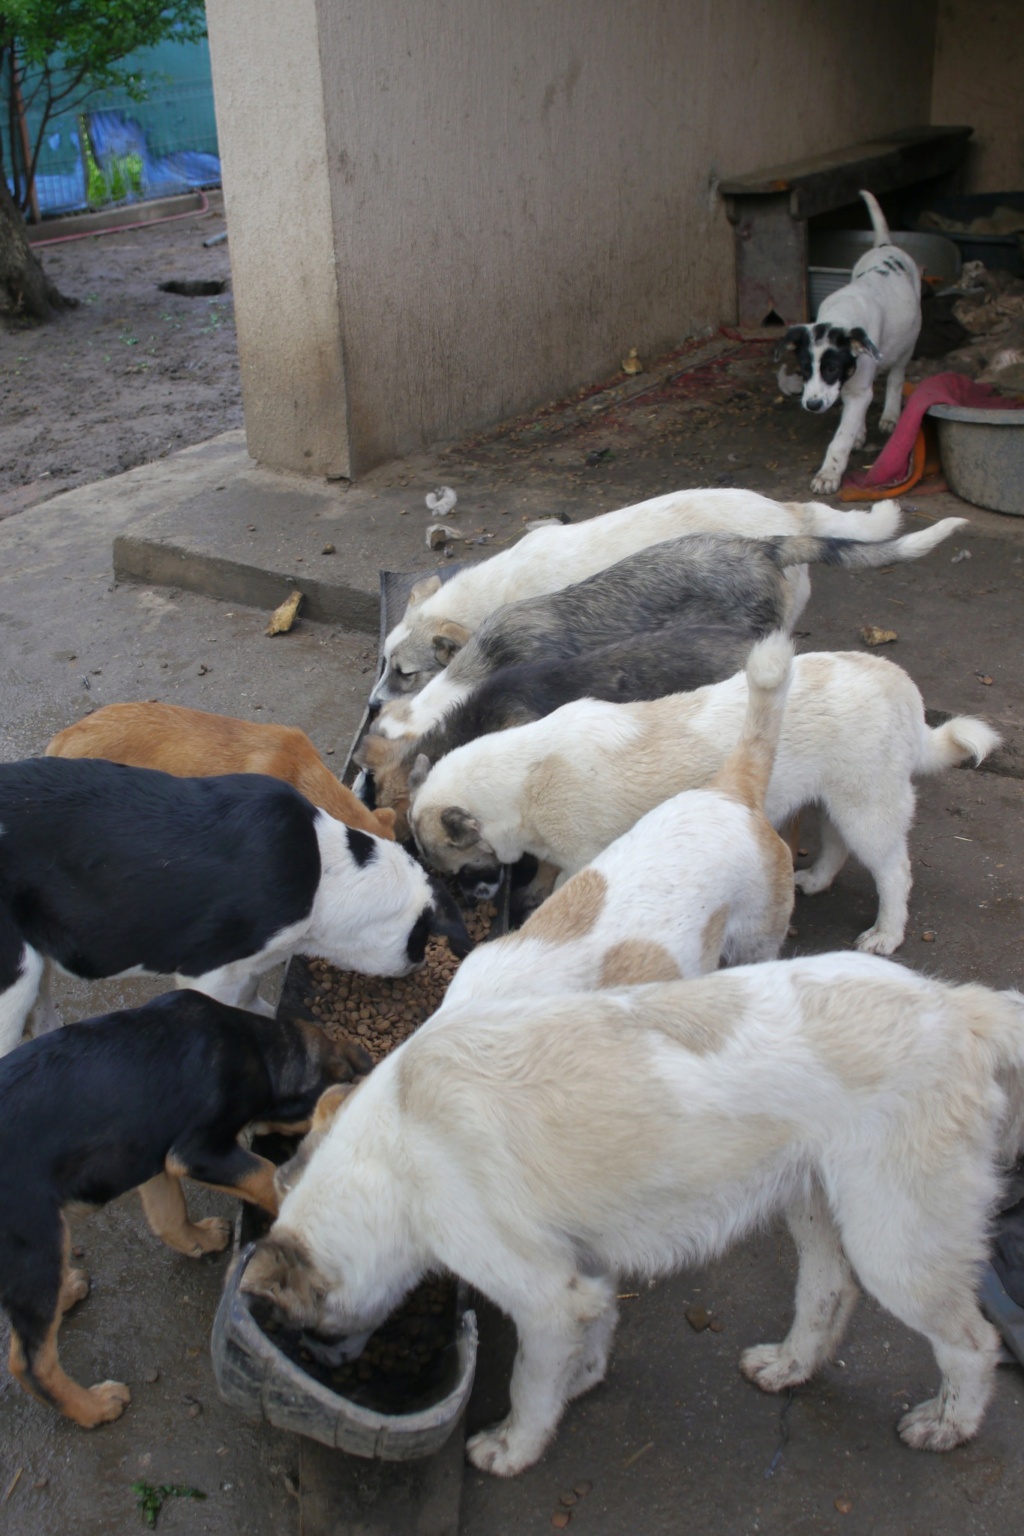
[{"x1": 112, "y1": 440, "x2": 467, "y2": 635}]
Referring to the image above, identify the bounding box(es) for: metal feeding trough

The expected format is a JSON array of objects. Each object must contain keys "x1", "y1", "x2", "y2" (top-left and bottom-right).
[{"x1": 211, "y1": 566, "x2": 500, "y2": 1462}]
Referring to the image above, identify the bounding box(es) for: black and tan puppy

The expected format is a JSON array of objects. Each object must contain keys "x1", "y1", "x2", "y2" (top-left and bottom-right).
[{"x1": 0, "y1": 989, "x2": 369, "y2": 1428}]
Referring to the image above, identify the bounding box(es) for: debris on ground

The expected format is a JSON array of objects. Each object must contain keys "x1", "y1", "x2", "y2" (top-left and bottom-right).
[
  {"x1": 860, "y1": 625, "x2": 898, "y2": 646},
  {"x1": 427, "y1": 522, "x2": 468, "y2": 548},
  {"x1": 265, "y1": 591, "x2": 303, "y2": 635},
  {"x1": 622, "y1": 346, "x2": 643, "y2": 374},
  {"x1": 914, "y1": 265, "x2": 1024, "y2": 393},
  {"x1": 426, "y1": 485, "x2": 458, "y2": 516}
]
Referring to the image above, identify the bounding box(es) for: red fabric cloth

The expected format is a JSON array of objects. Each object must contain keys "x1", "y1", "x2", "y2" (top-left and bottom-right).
[{"x1": 842, "y1": 373, "x2": 1024, "y2": 493}]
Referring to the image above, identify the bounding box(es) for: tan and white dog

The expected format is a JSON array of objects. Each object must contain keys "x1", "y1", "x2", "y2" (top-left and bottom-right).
[
  {"x1": 441, "y1": 633, "x2": 794, "y2": 1005},
  {"x1": 409, "y1": 651, "x2": 1000, "y2": 955},
  {"x1": 373, "y1": 489, "x2": 902, "y2": 702},
  {"x1": 244, "y1": 953, "x2": 1024, "y2": 1475}
]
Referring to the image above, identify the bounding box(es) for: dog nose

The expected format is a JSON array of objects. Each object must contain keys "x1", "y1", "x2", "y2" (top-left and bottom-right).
[{"x1": 804, "y1": 397, "x2": 825, "y2": 413}]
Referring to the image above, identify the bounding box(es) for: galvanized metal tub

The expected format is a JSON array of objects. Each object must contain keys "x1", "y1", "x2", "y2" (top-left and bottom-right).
[{"x1": 928, "y1": 403, "x2": 1024, "y2": 516}]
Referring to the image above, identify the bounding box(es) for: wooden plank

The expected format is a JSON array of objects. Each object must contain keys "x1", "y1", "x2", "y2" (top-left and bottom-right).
[
  {"x1": 299, "y1": 1420, "x2": 466, "y2": 1536},
  {"x1": 719, "y1": 125, "x2": 971, "y2": 197}
]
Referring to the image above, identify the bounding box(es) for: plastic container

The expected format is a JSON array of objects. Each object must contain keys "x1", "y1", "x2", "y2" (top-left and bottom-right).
[
  {"x1": 212, "y1": 1244, "x2": 478, "y2": 1459},
  {"x1": 807, "y1": 230, "x2": 961, "y2": 319},
  {"x1": 928, "y1": 403, "x2": 1024, "y2": 516}
]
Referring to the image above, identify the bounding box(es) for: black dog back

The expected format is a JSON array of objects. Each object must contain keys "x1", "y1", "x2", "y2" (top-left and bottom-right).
[{"x1": 0, "y1": 758, "x2": 321, "y2": 980}]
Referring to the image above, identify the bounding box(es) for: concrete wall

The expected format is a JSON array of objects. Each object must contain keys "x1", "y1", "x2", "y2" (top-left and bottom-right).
[
  {"x1": 932, "y1": 0, "x2": 1024, "y2": 193},
  {"x1": 207, "y1": 0, "x2": 936, "y2": 478},
  {"x1": 206, "y1": 1, "x2": 351, "y2": 477}
]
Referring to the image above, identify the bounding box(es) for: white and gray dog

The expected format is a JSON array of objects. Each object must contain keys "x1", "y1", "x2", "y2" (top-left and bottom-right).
[{"x1": 776, "y1": 190, "x2": 922, "y2": 495}]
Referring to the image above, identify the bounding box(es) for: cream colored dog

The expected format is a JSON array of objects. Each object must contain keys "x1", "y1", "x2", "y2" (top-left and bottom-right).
[
  {"x1": 442, "y1": 633, "x2": 794, "y2": 1006},
  {"x1": 409, "y1": 652, "x2": 1000, "y2": 955},
  {"x1": 243, "y1": 953, "x2": 1023, "y2": 1475}
]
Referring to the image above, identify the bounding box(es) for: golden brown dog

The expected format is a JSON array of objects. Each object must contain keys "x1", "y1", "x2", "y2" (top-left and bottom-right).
[{"x1": 47, "y1": 702, "x2": 396, "y2": 840}]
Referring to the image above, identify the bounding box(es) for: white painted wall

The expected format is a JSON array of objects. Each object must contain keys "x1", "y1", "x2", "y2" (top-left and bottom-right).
[{"x1": 207, "y1": 0, "x2": 936, "y2": 476}]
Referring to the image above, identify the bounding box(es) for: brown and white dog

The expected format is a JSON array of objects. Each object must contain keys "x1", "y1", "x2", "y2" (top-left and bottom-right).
[
  {"x1": 46, "y1": 702, "x2": 397, "y2": 841},
  {"x1": 244, "y1": 954, "x2": 1024, "y2": 1475},
  {"x1": 439, "y1": 633, "x2": 795, "y2": 1006},
  {"x1": 408, "y1": 651, "x2": 1000, "y2": 955}
]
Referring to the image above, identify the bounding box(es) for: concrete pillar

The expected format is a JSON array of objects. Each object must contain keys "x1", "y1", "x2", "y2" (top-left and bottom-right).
[{"x1": 206, "y1": 0, "x2": 351, "y2": 477}]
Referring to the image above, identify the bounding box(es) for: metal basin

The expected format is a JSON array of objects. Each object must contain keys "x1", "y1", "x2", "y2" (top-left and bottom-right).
[{"x1": 928, "y1": 404, "x2": 1024, "y2": 516}]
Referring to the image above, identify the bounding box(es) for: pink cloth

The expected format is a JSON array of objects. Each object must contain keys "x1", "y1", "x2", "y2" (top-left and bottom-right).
[{"x1": 843, "y1": 373, "x2": 1024, "y2": 492}]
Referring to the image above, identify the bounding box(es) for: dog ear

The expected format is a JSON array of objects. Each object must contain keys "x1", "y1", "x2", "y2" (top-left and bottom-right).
[
  {"x1": 313, "y1": 1081, "x2": 360, "y2": 1129},
  {"x1": 773, "y1": 325, "x2": 806, "y2": 363},
  {"x1": 373, "y1": 806, "x2": 398, "y2": 837},
  {"x1": 432, "y1": 620, "x2": 471, "y2": 664},
  {"x1": 242, "y1": 1233, "x2": 326, "y2": 1314},
  {"x1": 408, "y1": 752, "x2": 433, "y2": 797},
  {"x1": 407, "y1": 574, "x2": 442, "y2": 608},
  {"x1": 441, "y1": 805, "x2": 483, "y2": 847},
  {"x1": 427, "y1": 877, "x2": 475, "y2": 958},
  {"x1": 848, "y1": 327, "x2": 882, "y2": 361},
  {"x1": 354, "y1": 732, "x2": 406, "y2": 773}
]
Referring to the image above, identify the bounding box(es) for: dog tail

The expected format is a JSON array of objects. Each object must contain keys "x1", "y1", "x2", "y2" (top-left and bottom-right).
[
  {"x1": 773, "y1": 516, "x2": 968, "y2": 571},
  {"x1": 915, "y1": 714, "x2": 1001, "y2": 777},
  {"x1": 860, "y1": 189, "x2": 891, "y2": 246},
  {"x1": 791, "y1": 498, "x2": 902, "y2": 542},
  {"x1": 713, "y1": 632, "x2": 793, "y2": 811}
]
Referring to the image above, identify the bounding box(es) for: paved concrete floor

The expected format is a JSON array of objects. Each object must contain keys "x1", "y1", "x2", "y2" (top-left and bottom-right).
[{"x1": 0, "y1": 353, "x2": 1022, "y2": 1534}]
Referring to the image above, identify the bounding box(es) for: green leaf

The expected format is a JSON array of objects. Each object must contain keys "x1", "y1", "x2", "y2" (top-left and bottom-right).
[{"x1": 131, "y1": 1480, "x2": 207, "y2": 1530}]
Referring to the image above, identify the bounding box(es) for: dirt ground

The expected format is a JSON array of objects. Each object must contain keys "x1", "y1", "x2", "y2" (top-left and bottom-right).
[
  {"x1": 0, "y1": 193, "x2": 239, "y2": 514},
  {"x1": 0, "y1": 230, "x2": 1022, "y2": 1535}
]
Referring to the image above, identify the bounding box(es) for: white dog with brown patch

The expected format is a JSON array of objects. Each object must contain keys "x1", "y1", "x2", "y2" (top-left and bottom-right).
[
  {"x1": 409, "y1": 651, "x2": 999, "y2": 955},
  {"x1": 441, "y1": 633, "x2": 795, "y2": 1005},
  {"x1": 243, "y1": 953, "x2": 1024, "y2": 1475}
]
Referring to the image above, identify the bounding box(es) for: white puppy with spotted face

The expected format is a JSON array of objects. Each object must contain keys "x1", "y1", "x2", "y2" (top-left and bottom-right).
[
  {"x1": 441, "y1": 633, "x2": 795, "y2": 1007},
  {"x1": 776, "y1": 190, "x2": 922, "y2": 495},
  {"x1": 243, "y1": 953, "x2": 1024, "y2": 1476}
]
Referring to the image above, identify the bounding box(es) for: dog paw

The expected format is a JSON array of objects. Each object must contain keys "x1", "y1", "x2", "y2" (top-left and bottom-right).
[
  {"x1": 853, "y1": 428, "x2": 867, "y2": 451},
  {"x1": 793, "y1": 868, "x2": 833, "y2": 897},
  {"x1": 84, "y1": 1379, "x2": 132, "y2": 1426},
  {"x1": 854, "y1": 925, "x2": 901, "y2": 956},
  {"x1": 811, "y1": 470, "x2": 842, "y2": 496},
  {"x1": 739, "y1": 1343, "x2": 810, "y2": 1393},
  {"x1": 879, "y1": 414, "x2": 899, "y2": 437},
  {"x1": 466, "y1": 1422, "x2": 545, "y2": 1477},
  {"x1": 898, "y1": 1396, "x2": 973, "y2": 1452},
  {"x1": 186, "y1": 1217, "x2": 231, "y2": 1256},
  {"x1": 61, "y1": 1268, "x2": 91, "y2": 1312}
]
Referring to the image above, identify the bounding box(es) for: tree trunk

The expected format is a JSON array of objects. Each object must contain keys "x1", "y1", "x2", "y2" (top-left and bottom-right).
[{"x1": 0, "y1": 172, "x2": 74, "y2": 322}]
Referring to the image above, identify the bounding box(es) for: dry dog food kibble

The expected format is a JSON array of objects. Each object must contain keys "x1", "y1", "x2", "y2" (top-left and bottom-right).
[
  {"x1": 302, "y1": 903, "x2": 495, "y2": 1062},
  {"x1": 253, "y1": 1276, "x2": 460, "y2": 1415}
]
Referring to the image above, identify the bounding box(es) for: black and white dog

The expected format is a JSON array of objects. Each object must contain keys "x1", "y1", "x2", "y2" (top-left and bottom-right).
[
  {"x1": 776, "y1": 190, "x2": 922, "y2": 495},
  {"x1": 0, "y1": 758, "x2": 472, "y2": 1056}
]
